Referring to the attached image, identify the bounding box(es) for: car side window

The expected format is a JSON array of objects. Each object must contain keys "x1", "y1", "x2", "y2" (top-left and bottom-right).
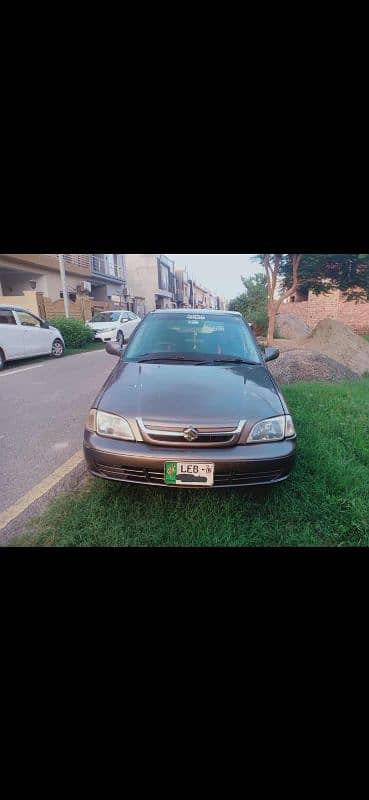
[
  {"x1": 0, "y1": 310, "x2": 16, "y2": 325},
  {"x1": 17, "y1": 311, "x2": 41, "y2": 328},
  {"x1": 128, "y1": 312, "x2": 137, "y2": 320},
  {"x1": 121, "y1": 314, "x2": 129, "y2": 323}
]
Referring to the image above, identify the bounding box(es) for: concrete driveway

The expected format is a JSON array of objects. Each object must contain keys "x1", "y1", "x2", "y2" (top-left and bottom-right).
[{"x1": 0, "y1": 349, "x2": 115, "y2": 519}]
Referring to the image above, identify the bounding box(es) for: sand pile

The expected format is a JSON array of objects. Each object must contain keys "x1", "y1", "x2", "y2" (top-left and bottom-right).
[
  {"x1": 267, "y1": 319, "x2": 369, "y2": 377},
  {"x1": 276, "y1": 314, "x2": 311, "y2": 339},
  {"x1": 300, "y1": 319, "x2": 369, "y2": 375}
]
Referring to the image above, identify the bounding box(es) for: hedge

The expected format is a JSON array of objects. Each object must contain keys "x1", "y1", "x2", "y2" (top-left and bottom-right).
[{"x1": 48, "y1": 317, "x2": 95, "y2": 349}]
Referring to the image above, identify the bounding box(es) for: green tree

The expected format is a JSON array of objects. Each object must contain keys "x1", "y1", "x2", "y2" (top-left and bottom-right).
[
  {"x1": 254, "y1": 254, "x2": 369, "y2": 343},
  {"x1": 280, "y1": 254, "x2": 369, "y2": 301},
  {"x1": 254, "y1": 255, "x2": 303, "y2": 343},
  {"x1": 228, "y1": 273, "x2": 268, "y2": 334}
]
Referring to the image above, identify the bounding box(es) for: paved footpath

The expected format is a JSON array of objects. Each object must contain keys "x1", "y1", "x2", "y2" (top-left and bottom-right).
[{"x1": 0, "y1": 350, "x2": 114, "y2": 520}]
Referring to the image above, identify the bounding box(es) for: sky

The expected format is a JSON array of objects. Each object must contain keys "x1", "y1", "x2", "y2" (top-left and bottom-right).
[{"x1": 167, "y1": 254, "x2": 261, "y2": 301}]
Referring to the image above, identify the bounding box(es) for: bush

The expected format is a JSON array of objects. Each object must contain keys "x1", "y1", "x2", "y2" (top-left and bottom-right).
[
  {"x1": 48, "y1": 317, "x2": 95, "y2": 349},
  {"x1": 228, "y1": 273, "x2": 268, "y2": 336}
]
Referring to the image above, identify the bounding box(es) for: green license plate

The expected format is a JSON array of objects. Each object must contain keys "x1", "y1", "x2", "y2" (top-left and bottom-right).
[{"x1": 164, "y1": 462, "x2": 214, "y2": 486}]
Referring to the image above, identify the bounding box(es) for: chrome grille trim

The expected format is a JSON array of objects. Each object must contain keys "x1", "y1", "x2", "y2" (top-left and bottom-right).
[{"x1": 137, "y1": 418, "x2": 246, "y2": 447}]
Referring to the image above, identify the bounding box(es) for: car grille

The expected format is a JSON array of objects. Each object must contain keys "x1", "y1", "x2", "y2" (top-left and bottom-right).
[
  {"x1": 92, "y1": 461, "x2": 283, "y2": 486},
  {"x1": 137, "y1": 419, "x2": 246, "y2": 447}
]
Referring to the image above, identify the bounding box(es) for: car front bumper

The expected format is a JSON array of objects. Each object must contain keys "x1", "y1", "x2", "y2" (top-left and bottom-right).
[
  {"x1": 93, "y1": 331, "x2": 117, "y2": 342},
  {"x1": 84, "y1": 432, "x2": 296, "y2": 488}
]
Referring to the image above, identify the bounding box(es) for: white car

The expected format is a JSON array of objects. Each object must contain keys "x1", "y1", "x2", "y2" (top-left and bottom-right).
[
  {"x1": 86, "y1": 311, "x2": 141, "y2": 346},
  {"x1": 0, "y1": 305, "x2": 65, "y2": 370}
]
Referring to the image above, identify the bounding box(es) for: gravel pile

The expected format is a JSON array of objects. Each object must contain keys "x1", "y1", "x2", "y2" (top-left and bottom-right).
[{"x1": 268, "y1": 349, "x2": 360, "y2": 385}]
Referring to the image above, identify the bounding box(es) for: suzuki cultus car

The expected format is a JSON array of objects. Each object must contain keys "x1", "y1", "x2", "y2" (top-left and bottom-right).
[{"x1": 84, "y1": 310, "x2": 296, "y2": 488}]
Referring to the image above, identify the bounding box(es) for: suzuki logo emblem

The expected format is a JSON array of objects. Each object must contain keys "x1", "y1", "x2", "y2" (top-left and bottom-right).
[{"x1": 183, "y1": 426, "x2": 199, "y2": 442}]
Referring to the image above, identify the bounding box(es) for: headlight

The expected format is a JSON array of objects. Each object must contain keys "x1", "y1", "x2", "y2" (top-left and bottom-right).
[
  {"x1": 285, "y1": 415, "x2": 296, "y2": 438},
  {"x1": 86, "y1": 409, "x2": 135, "y2": 441},
  {"x1": 247, "y1": 415, "x2": 295, "y2": 443}
]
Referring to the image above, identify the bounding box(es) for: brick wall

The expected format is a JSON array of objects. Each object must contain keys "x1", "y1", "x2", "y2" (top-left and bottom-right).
[{"x1": 279, "y1": 290, "x2": 369, "y2": 335}]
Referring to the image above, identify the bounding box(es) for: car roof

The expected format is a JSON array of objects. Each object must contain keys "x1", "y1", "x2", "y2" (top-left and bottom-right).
[
  {"x1": 0, "y1": 305, "x2": 36, "y2": 313},
  {"x1": 151, "y1": 309, "x2": 239, "y2": 315}
]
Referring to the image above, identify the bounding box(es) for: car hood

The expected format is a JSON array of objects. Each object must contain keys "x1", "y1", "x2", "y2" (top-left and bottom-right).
[{"x1": 96, "y1": 361, "x2": 284, "y2": 425}]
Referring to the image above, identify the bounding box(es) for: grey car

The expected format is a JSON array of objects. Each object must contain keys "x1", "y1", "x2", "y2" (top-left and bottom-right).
[{"x1": 83, "y1": 310, "x2": 296, "y2": 488}]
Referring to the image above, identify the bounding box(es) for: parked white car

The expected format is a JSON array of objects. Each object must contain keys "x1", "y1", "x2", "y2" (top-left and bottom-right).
[
  {"x1": 0, "y1": 305, "x2": 65, "y2": 370},
  {"x1": 85, "y1": 311, "x2": 141, "y2": 346}
]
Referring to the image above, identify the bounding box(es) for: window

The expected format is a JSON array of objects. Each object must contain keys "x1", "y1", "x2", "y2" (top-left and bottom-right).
[
  {"x1": 128, "y1": 312, "x2": 137, "y2": 320},
  {"x1": 0, "y1": 310, "x2": 16, "y2": 325},
  {"x1": 17, "y1": 311, "x2": 41, "y2": 327},
  {"x1": 125, "y1": 313, "x2": 261, "y2": 363},
  {"x1": 92, "y1": 312, "x2": 121, "y2": 323}
]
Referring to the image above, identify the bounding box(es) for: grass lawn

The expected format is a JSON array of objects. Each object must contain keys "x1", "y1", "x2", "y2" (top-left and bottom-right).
[
  {"x1": 15, "y1": 378, "x2": 369, "y2": 548},
  {"x1": 64, "y1": 342, "x2": 105, "y2": 356},
  {"x1": 363, "y1": 335, "x2": 369, "y2": 343}
]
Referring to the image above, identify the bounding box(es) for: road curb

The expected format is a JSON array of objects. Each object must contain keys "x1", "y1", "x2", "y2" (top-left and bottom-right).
[{"x1": 0, "y1": 456, "x2": 88, "y2": 545}]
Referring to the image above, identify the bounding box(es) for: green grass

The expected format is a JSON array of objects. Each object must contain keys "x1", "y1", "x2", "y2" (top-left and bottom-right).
[
  {"x1": 64, "y1": 342, "x2": 105, "y2": 356},
  {"x1": 14, "y1": 378, "x2": 369, "y2": 547},
  {"x1": 363, "y1": 335, "x2": 369, "y2": 343}
]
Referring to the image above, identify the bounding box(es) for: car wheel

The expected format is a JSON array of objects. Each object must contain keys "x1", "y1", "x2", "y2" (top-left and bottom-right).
[
  {"x1": 117, "y1": 331, "x2": 125, "y2": 348},
  {"x1": 51, "y1": 338, "x2": 65, "y2": 358},
  {"x1": 0, "y1": 348, "x2": 5, "y2": 371}
]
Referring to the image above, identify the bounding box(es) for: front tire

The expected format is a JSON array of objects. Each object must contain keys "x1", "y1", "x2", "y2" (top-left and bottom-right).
[
  {"x1": 51, "y1": 338, "x2": 65, "y2": 358},
  {"x1": 0, "y1": 348, "x2": 5, "y2": 371},
  {"x1": 117, "y1": 331, "x2": 125, "y2": 348}
]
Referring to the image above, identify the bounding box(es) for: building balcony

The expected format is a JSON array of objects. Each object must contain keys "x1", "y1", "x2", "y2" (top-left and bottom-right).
[
  {"x1": 90, "y1": 254, "x2": 125, "y2": 283},
  {"x1": 1, "y1": 253, "x2": 92, "y2": 277}
]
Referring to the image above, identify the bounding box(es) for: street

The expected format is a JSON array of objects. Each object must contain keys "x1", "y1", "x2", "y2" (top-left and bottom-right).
[{"x1": 0, "y1": 350, "x2": 114, "y2": 514}]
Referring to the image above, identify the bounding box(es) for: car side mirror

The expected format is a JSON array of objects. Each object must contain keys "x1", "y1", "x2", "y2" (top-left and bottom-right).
[
  {"x1": 106, "y1": 341, "x2": 122, "y2": 357},
  {"x1": 41, "y1": 320, "x2": 50, "y2": 329},
  {"x1": 264, "y1": 346, "x2": 280, "y2": 362}
]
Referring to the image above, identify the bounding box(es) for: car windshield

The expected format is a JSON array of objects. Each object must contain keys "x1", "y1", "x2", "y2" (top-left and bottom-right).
[
  {"x1": 124, "y1": 313, "x2": 261, "y2": 364},
  {"x1": 92, "y1": 312, "x2": 121, "y2": 323}
]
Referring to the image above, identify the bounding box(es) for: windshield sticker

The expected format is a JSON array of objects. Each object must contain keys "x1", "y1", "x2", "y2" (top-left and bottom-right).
[{"x1": 187, "y1": 315, "x2": 206, "y2": 320}]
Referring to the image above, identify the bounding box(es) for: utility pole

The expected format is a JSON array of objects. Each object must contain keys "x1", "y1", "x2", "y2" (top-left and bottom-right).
[{"x1": 58, "y1": 254, "x2": 69, "y2": 318}]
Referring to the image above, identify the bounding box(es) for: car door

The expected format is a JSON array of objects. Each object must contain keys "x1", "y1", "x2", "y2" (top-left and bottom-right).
[
  {"x1": 0, "y1": 308, "x2": 25, "y2": 360},
  {"x1": 119, "y1": 313, "x2": 131, "y2": 341},
  {"x1": 14, "y1": 310, "x2": 52, "y2": 356},
  {"x1": 127, "y1": 312, "x2": 140, "y2": 335}
]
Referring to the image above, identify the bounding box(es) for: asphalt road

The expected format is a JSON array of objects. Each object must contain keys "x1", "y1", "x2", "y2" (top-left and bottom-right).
[{"x1": 0, "y1": 350, "x2": 115, "y2": 513}]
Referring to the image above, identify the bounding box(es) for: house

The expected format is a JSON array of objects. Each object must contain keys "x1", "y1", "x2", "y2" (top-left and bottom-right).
[
  {"x1": 0, "y1": 253, "x2": 92, "y2": 302},
  {"x1": 0, "y1": 253, "x2": 127, "y2": 304},
  {"x1": 124, "y1": 254, "x2": 177, "y2": 312},
  {"x1": 89, "y1": 254, "x2": 127, "y2": 304},
  {"x1": 175, "y1": 268, "x2": 191, "y2": 307}
]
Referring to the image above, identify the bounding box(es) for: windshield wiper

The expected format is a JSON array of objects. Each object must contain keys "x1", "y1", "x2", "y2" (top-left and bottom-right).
[
  {"x1": 135, "y1": 353, "x2": 204, "y2": 363},
  {"x1": 195, "y1": 357, "x2": 259, "y2": 366}
]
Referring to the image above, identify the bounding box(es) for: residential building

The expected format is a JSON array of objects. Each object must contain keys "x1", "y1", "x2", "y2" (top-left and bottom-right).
[
  {"x1": 124, "y1": 254, "x2": 177, "y2": 313},
  {"x1": 0, "y1": 253, "x2": 92, "y2": 301},
  {"x1": 89, "y1": 254, "x2": 127, "y2": 303},
  {"x1": 0, "y1": 253, "x2": 127, "y2": 305},
  {"x1": 186, "y1": 278, "x2": 225, "y2": 310},
  {"x1": 175, "y1": 268, "x2": 191, "y2": 307}
]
